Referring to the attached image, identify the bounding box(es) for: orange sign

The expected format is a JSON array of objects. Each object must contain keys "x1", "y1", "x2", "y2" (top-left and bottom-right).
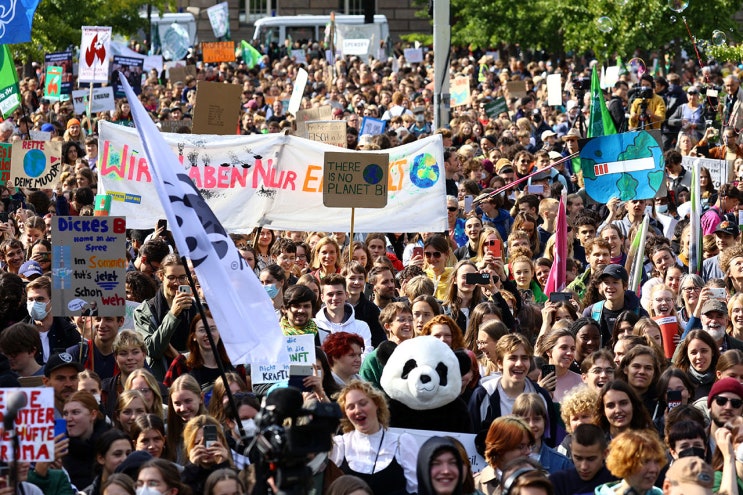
[{"x1": 202, "y1": 41, "x2": 235, "y2": 63}]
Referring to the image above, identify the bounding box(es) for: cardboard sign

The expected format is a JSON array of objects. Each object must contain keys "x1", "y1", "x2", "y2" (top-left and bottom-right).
[
  {"x1": 681, "y1": 156, "x2": 729, "y2": 189},
  {"x1": 323, "y1": 151, "x2": 389, "y2": 208},
  {"x1": 51, "y1": 216, "x2": 127, "y2": 317},
  {"x1": 342, "y1": 39, "x2": 370, "y2": 56},
  {"x1": 296, "y1": 106, "x2": 333, "y2": 138},
  {"x1": 506, "y1": 80, "x2": 527, "y2": 98},
  {"x1": 202, "y1": 41, "x2": 236, "y2": 63},
  {"x1": 9, "y1": 141, "x2": 61, "y2": 189},
  {"x1": 192, "y1": 81, "x2": 242, "y2": 135},
  {"x1": 547, "y1": 73, "x2": 563, "y2": 106},
  {"x1": 484, "y1": 97, "x2": 507, "y2": 119},
  {"x1": 45, "y1": 51, "x2": 73, "y2": 94},
  {"x1": 0, "y1": 144, "x2": 10, "y2": 186},
  {"x1": 44, "y1": 66, "x2": 63, "y2": 100},
  {"x1": 306, "y1": 120, "x2": 346, "y2": 148},
  {"x1": 288, "y1": 68, "x2": 308, "y2": 116},
  {"x1": 450, "y1": 76, "x2": 471, "y2": 107},
  {"x1": 72, "y1": 87, "x2": 115, "y2": 114},
  {"x1": 360, "y1": 117, "x2": 386, "y2": 136},
  {"x1": 389, "y1": 427, "x2": 486, "y2": 473},
  {"x1": 285, "y1": 334, "x2": 316, "y2": 364},
  {"x1": 79, "y1": 26, "x2": 112, "y2": 83},
  {"x1": 110, "y1": 55, "x2": 144, "y2": 97},
  {"x1": 0, "y1": 388, "x2": 55, "y2": 462},
  {"x1": 403, "y1": 48, "x2": 423, "y2": 63},
  {"x1": 168, "y1": 64, "x2": 197, "y2": 83}
]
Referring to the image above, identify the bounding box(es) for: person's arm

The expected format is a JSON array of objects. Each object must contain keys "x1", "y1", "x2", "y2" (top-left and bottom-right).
[
  {"x1": 133, "y1": 301, "x2": 179, "y2": 361},
  {"x1": 667, "y1": 104, "x2": 685, "y2": 129},
  {"x1": 715, "y1": 427, "x2": 739, "y2": 495},
  {"x1": 653, "y1": 96, "x2": 667, "y2": 126}
]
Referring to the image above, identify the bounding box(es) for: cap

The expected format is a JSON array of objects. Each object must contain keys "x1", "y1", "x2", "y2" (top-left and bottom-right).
[
  {"x1": 715, "y1": 220, "x2": 739, "y2": 237},
  {"x1": 66, "y1": 118, "x2": 80, "y2": 129},
  {"x1": 495, "y1": 158, "x2": 513, "y2": 173},
  {"x1": 40, "y1": 123, "x2": 55, "y2": 133},
  {"x1": 332, "y1": 108, "x2": 344, "y2": 117},
  {"x1": 548, "y1": 151, "x2": 563, "y2": 161},
  {"x1": 115, "y1": 450, "x2": 153, "y2": 478},
  {"x1": 541, "y1": 130, "x2": 557, "y2": 141},
  {"x1": 566, "y1": 100, "x2": 578, "y2": 112},
  {"x1": 665, "y1": 457, "x2": 714, "y2": 495},
  {"x1": 562, "y1": 128, "x2": 582, "y2": 141},
  {"x1": 599, "y1": 264, "x2": 629, "y2": 284},
  {"x1": 245, "y1": 100, "x2": 258, "y2": 111},
  {"x1": 687, "y1": 87, "x2": 700, "y2": 95},
  {"x1": 531, "y1": 169, "x2": 552, "y2": 181},
  {"x1": 44, "y1": 352, "x2": 83, "y2": 377},
  {"x1": 708, "y1": 377, "x2": 743, "y2": 407},
  {"x1": 701, "y1": 298, "x2": 727, "y2": 315},
  {"x1": 19, "y1": 260, "x2": 43, "y2": 279}
]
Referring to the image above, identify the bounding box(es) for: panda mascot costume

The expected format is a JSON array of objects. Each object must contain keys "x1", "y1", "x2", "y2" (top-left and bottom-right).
[{"x1": 380, "y1": 336, "x2": 474, "y2": 433}]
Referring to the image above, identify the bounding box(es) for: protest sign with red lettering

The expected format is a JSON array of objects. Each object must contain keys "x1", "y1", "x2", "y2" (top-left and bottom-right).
[
  {"x1": 0, "y1": 388, "x2": 55, "y2": 462},
  {"x1": 9, "y1": 141, "x2": 61, "y2": 189}
]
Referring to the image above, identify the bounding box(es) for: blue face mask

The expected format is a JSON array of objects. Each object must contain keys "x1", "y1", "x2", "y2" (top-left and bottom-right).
[
  {"x1": 27, "y1": 300, "x2": 49, "y2": 321},
  {"x1": 264, "y1": 284, "x2": 279, "y2": 299},
  {"x1": 656, "y1": 204, "x2": 669, "y2": 214}
]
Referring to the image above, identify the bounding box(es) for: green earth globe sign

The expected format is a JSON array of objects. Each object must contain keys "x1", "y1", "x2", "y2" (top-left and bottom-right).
[
  {"x1": 409, "y1": 152, "x2": 440, "y2": 189},
  {"x1": 363, "y1": 163, "x2": 384, "y2": 185},
  {"x1": 23, "y1": 149, "x2": 47, "y2": 178}
]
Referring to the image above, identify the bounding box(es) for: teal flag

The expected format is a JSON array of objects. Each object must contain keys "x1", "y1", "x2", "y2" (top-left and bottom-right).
[
  {"x1": 241, "y1": 40, "x2": 263, "y2": 69},
  {"x1": 0, "y1": 45, "x2": 20, "y2": 117},
  {"x1": 587, "y1": 66, "x2": 616, "y2": 138}
]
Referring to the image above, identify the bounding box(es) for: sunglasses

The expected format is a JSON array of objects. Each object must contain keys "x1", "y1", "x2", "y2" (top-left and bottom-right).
[
  {"x1": 714, "y1": 396, "x2": 743, "y2": 408},
  {"x1": 424, "y1": 251, "x2": 443, "y2": 259},
  {"x1": 447, "y1": 207, "x2": 458, "y2": 212},
  {"x1": 484, "y1": 240, "x2": 499, "y2": 246}
]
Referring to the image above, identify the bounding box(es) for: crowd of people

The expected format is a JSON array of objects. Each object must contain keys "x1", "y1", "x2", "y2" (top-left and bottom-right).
[{"x1": 2, "y1": 28, "x2": 743, "y2": 495}]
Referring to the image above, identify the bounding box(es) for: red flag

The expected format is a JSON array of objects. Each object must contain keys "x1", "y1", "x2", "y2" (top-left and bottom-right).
[{"x1": 544, "y1": 197, "x2": 567, "y2": 297}]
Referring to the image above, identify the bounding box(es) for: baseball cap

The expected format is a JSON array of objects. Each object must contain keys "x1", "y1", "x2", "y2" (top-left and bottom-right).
[
  {"x1": 495, "y1": 158, "x2": 513, "y2": 173},
  {"x1": 664, "y1": 457, "x2": 714, "y2": 495},
  {"x1": 701, "y1": 298, "x2": 727, "y2": 315},
  {"x1": 531, "y1": 169, "x2": 552, "y2": 181},
  {"x1": 548, "y1": 151, "x2": 563, "y2": 161},
  {"x1": 44, "y1": 352, "x2": 83, "y2": 377},
  {"x1": 708, "y1": 377, "x2": 743, "y2": 408},
  {"x1": 541, "y1": 130, "x2": 557, "y2": 141},
  {"x1": 715, "y1": 221, "x2": 739, "y2": 237},
  {"x1": 19, "y1": 260, "x2": 43, "y2": 279},
  {"x1": 598, "y1": 264, "x2": 629, "y2": 284},
  {"x1": 40, "y1": 123, "x2": 55, "y2": 133}
]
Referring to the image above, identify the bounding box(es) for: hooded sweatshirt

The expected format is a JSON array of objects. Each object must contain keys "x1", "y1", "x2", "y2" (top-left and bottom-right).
[
  {"x1": 313, "y1": 303, "x2": 374, "y2": 356},
  {"x1": 416, "y1": 437, "x2": 465, "y2": 495}
]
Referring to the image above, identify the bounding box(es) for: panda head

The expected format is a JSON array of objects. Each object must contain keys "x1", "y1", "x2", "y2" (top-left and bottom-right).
[{"x1": 380, "y1": 336, "x2": 462, "y2": 410}]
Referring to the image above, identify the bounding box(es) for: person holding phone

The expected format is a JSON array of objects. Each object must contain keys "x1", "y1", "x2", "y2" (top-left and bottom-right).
[
  {"x1": 535, "y1": 328, "x2": 582, "y2": 402},
  {"x1": 181, "y1": 415, "x2": 233, "y2": 495},
  {"x1": 442, "y1": 261, "x2": 489, "y2": 331},
  {"x1": 655, "y1": 367, "x2": 695, "y2": 422},
  {"x1": 423, "y1": 235, "x2": 454, "y2": 301}
]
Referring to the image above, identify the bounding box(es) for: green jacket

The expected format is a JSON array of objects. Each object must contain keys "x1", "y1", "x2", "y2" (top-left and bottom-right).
[{"x1": 27, "y1": 468, "x2": 75, "y2": 495}]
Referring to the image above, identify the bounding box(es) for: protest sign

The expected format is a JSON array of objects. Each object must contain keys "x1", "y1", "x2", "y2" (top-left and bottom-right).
[
  {"x1": 251, "y1": 335, "x2": 315, "y2": 384},
  {"x1": 681, "y1": 155, "x2": 729, "y2": 189},
  {"x1": 288, "y1": 68, "x2": 308, "y2": 116},
  {"x1": 79, "y1": 26, "x2": 112, "y2": 83},
  {"x1": 202, "y1": 41, "x2": 236, "y2": 63},
  {"x1": 44, "y1": 66, "x2": 63, "y2": 100},
  {"x1": 296, "y1": 106, "x2": 333, "y2": 137},
  {"x1": 159, "y1": 119, "x2": 192, "y2": 133},
  {"x1": 291, "y1": 49, "x2": 307, "y2": 65},
  {"x1": 143, "y1": 55, "x2": 163, "y2": 74},
  {"x1": 360, "y1": 117, "x2": 386, "y2": 136},
  {"x1": 389, "y1": 427, "x2": 486, "y2": 473},
  {"x1": 323, "y1": 151, "x2": 389, "y2": 208},
  {"x1": 306, "y1": 121, "x2": 346, "y2": 148},
  {"x1": 51, "y1": 216, "x2": 127, "y2": 317},
  {"x1": 484, "y1": 97, "x2": 507, "y2": 119},
  {"x1": 110, "y1": 56, "x2": 144, "y2": 97},
  {"x1": 29, "y1": 131, "x2": 51, "y2": 141},
  {"x1": 45, "y1": 51, "x2": 74, "y2": 95},
  {"x1": 9, "y1": 141, "x2": 61, "y2": 189},
  {"x1": 0, "y1": 388, "x2": 55, "y2": 462},
  {"x1": 98, "y1": 122, "x2": 447, "y2": 233},
  {"x1": 72, "y1": 87, "x2": 115, "y2": 115},
  {"x1": 0, "y1": 46, "x2": 20, "y2": 117},
  {"x1": 342, "y1": 39, "x2": 370, "y2": 56},
  {"x1": 207, "y1": 2, "x2": 231, "y2": 39},
  {"x1": 547, "y1": 73, "x2": 563, "y2": 106},
  {"x1": 450, "y1": 76, "x2": 471, "y2": 107},
  {"x1": 403, "y1": 48, "x2": 423, "y2": 63},
  {"x1": 251, "y1": 363, "x2": 290, "y2": 384},
  {"x1": 192, "y1": 81, "x2": 242, "y2": 135},
  {"x1": 506, "y1": 80, "x2": 527, "y2": 98},
  {"x1": 0, "y1": 144, "x2": 10, "y2": 186},
  {"x1": 167, "y1": 64, "x2": 197, "y2": 83}
]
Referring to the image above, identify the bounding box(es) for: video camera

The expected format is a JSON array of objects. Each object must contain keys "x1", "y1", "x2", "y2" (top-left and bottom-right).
[
  {"x1": 637, "y1": 87, "x2": 654, "y2": 99},
  {"x1": 572, "y1": 77, "x2": 590, "y2": 91},
  {"x1": 249, "y1": 387, "x2": 341, "y2": 495}
]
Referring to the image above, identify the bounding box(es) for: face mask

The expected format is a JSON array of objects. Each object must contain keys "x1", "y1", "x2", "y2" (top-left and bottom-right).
[
  {"x1": 416, "y1": 115, "x2": 425, "y2": 123},
  {"x1": 93, "y1": 393, "x2": 101, "y2": 404},
  {"x1": 264, "y1": 284, "x2": 279, "y2": 299},
  {"x1": 27, "y1": 300, "x2": 49, "y2": 321},
  {"x1": 656, "y1": 204, "x2": 668, "y2": 214},
  {"x1": 241, "y1": 418, "x2": 257, "y2": 437},
  {"x1": 481, "y1": 171, "x2": 488, "y2": 180},
  {"x1": 136, "y1": 487, "x2": 162, "y2": 495},
  {"x1": 736, "y1": 443, "x2": 743, "y2": 463}
]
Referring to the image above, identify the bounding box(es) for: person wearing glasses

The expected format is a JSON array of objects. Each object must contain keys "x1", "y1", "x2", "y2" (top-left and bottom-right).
[
  {"x1": 134, "y1": 253, "x2": 198, "y2": 381},
  {"x1": 423, "y1": 234, "x2": 455, "y2": 300},
  {"x1": 706, "y1": 377, "x2": 743, "y2": 452}
]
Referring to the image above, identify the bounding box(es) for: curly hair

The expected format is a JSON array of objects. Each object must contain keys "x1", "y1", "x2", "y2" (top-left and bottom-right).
[
  {"x1": 337, "y1": 380, "x2": 390, "y2": 432},
  {"x1": 720, "y1": 243, "x2": 743, "y2": 275},
  {"x1": 322, "y1": 331, "x2": 364, "y2": 366},
  {"x1": 560, "y1": 386, "x2": 599, "y2": 430},
  {"x1": 605, "y1": 429, "x2": 667, "y2": 479}
]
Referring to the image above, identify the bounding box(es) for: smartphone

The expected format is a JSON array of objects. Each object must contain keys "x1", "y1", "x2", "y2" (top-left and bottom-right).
[
  {"x1": 541, "y1": 364, "x2": 556, "y2": 378},
  {"x1": 667, "y1": 390, "x2": 682, "y2": 410},
  {"x1": 413, "y1": 246, "x2": 423, "y2": 259},
  {"x1": 203, "y1": 424, "x2": 218, "y2": 448},
  {"x1": 549, "y1": 292, "x2": 572, "y2": 303},
  {"x1": 178, "y1": 285, "x2": 192, "y2": 295},
  {"x1": 0, "y1": 212, "x2": 7, "y2": 223},
  {"x1": 488, "y1": 239, "x2": 502, "y2": 258},
  {"x1": 526, "y1": 185, "x2": 545, "y2": 195},
  {"x1": 465, "y1": 272, "x2": 491, "y2": 285},
  {"x1": 288, "y1": 364, "x2": 314, "y2": 392},
  {"x1": 54, "y1": 418, "x2": 67, "y2": 438},
  {"x1": 709, "y1": 287, "x2": 727, "y2": 300},
  {"x1": 157, "y1": 219, "x2": 167, "y2": 231},
  {"x1": 464, "y1": 195, "x2": 474, "y2": 213}
]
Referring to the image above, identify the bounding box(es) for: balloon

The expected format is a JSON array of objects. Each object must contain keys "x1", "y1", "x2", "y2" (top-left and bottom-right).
[
  {"x1": 668, "y1": 0, "x2": 689, "y2": 12},
  {"x1": 597, "y1": 16, "x2": 614, "y2": 33},
  {"x1": 629, "y1": 57, "x2": 647, "y2": 76},
  {"x1": 712, "y1": 30, "x2": 727, "y2": 46}
]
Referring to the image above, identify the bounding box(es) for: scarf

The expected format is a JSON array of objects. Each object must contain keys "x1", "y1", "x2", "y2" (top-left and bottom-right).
[
  {"x1": 280, "y1": 317, "x2": 319, "y2": 336},
  {"x1": 688, "y1": 365, "x2": 715, "y2": 386}
]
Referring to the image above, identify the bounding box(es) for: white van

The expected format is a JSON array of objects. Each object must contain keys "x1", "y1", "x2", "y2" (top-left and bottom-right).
[{"x1": 252, "y1": 14, "x2": 389, "y2": 50}]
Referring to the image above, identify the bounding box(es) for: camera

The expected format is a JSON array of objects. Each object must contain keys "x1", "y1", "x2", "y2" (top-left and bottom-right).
[
  {"x1": 637, "y1": 87, "x2": 654, "y2": 99},
  {"x1": 572, "y1": 77, "x2": 590, "y2": 91}
]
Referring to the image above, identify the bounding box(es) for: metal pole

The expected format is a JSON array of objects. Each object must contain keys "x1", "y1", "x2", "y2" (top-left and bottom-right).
[{"x1": 433, "y1": 0, "x2": 451, "y2": 130}]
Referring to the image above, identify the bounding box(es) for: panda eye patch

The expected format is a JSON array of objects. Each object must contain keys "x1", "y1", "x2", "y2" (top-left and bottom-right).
[
  {"x1": 436, "y1": 362, "x2": 448, "y2": 386},
  {"x1": 402, "y1": 359, "x2": 417, "y2": 379}
]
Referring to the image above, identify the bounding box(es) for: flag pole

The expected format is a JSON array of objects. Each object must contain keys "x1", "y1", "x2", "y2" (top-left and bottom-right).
[
  {"x1": 349, "y1": 208, "x2": 355, "y2": 263},
  {"x1": 180, "y1": 255, "x2": 246, "y2": 438}
]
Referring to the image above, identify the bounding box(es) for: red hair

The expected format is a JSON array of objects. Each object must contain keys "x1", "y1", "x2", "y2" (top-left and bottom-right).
[{"x1": 322, "y1": 331, "x2": 364, "y2": 366}]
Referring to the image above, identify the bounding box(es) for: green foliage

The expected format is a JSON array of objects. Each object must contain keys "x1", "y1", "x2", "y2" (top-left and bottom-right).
[{"x1": 9, "y1": 0, "x2": 172, "y2": 63}]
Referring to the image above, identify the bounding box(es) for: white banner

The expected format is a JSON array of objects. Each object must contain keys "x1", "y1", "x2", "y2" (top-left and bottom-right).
[
  {"x1": 97, "y1": 122, "x2": 447, "y2": 233},
  {"x1": 79, "y1": 26, "x2": 112, "y2": 83},
  {"x1": 72, "y1": 86, "x2": 115, "y2": 114},
  {"x1": 681, "y1": 155, "x2": 729, "y2": 190}
]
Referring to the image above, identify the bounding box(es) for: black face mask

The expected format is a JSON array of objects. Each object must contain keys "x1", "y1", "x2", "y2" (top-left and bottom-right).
[{"x1": 677, "y1": 447, "x2": 706, "y2": 460}]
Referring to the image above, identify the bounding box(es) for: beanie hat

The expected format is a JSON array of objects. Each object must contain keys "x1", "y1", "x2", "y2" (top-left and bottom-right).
[
  {"x1": 707, "y1": 377, "x2": 743, "y2": 408},
  {"x1": 66, "y1": 118, "x2": 80, "y2": 129}
]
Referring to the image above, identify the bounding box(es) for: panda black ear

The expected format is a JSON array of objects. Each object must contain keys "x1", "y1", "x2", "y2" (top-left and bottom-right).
[{"x1": 377, "y1": 341, "x2": 398, "y2": 366}]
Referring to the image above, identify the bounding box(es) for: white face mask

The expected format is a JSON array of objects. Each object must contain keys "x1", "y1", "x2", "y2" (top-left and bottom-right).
[
  {"x1": 241, "y1": 418, "x2": 257, "y2": 437},
  {"x1": 136, "y1": 487, "x2": 163, "y2": 495},
  {"x1": 736, "y1": 443, "x2": 743, "y2": 463}
]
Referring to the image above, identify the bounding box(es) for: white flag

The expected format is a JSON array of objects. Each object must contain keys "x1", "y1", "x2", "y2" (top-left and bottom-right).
[{"x1": 116, "y1": 72, "x2": 286, "y2": 365}]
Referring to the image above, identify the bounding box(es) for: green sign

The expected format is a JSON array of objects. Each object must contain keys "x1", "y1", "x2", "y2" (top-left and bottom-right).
[
  {"x1": 0, "y1": 45, "x2": 20, "y2": 117},
  {"x1": 484, "y1": 97, "x2": 508, "y2": 119},
  {"x1": 44, "y1": 65, "x2": 63, "y2": 100}
]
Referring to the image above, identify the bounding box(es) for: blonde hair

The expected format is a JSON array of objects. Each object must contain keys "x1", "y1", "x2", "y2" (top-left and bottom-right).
[
  {"x1": 560, "y1": 386, "x2": 598, "y2": 431},
  {"x1": 125, "y1": 369, "x2": 165, "y2": 419},
  {"x1": 605, "y1": 429, "x2": 667, "y2": 479},
  {"x1": 183, "y1": 415, "x2": 234, "y2": 467},
  {"x1": 338, "y1": 380, "x2": 390, "y2": 433}
]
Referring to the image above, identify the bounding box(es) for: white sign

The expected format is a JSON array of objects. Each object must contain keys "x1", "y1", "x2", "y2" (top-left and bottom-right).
[
  {"x1": 547, "y1": 73, "x2": 563, "y2": 107},
  {"x1": 389, "y1": 427, "x2": 487, "y2": 473},
  {"x1": 79, "y1": 26, "x2": 112, "y2": 83},
  {"x1": 681, "y1": 156, "x2": 729, "y2": 190},
  {"x1": 143, "y1": 55, "x2": 164, "y2": 73},
  {"x1": 97, "y1": 122, "x2": 447, "y2": 233},
  {"x1": 404, "y1": 48, "x2": 423, "y2": 64},
  {"x1": 251, "y1": 334, "x2": 316, "y2": 384},
  {"x1": 206, "y1": 2, "x2": 230, "y2": 39},
  {"x1": 342, "y1": 39, "x2": 370, "y2": 56},
  {"x1": 0, "y1": 388, "x2": 55, "y2": 462},
  {"x1": 72, "y1": 86, "x2": 115, "y2": 114},
  {"x1": 291, "y1": 49, "x2": 307, "y2": 65},
  {"x1": 288, "y1": 68, "x2": 308, "y2": 116}
]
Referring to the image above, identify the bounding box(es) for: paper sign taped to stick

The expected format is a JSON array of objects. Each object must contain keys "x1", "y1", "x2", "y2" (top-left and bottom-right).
[
  {"x1": 202, "y1": 41, "x2": 236, "y2": 63},
  {"x1": 681, "y1": 155, "x2": 728, "y2": 189},
  {"x1": 403, "y1": 48, "x2": 423, "y2": 63},
  {"x1": 72, "y1": 86, "x2": 115, "y2": 114},
  {"x1": 296, "y1": 106, "x2": 333, "y2": 137},
  {"x1": 0, "y1": 388, "x2": 55, "y2": 462},
  {"x1": 323, "y1": 151, "x2": 389, "y2": 208},
  {"x1": 288, "y1": 68, "x2": 308, "y2": 115},
  {"x1": 343, "y1": 39, "x2": 370, "y2": 56},
  {"x1": 547, "y1": 74, "x2": 563, "y2": 106},
  {"x1": 306, "y1": 120, "x2": 346, "y2": 148},
  {"x1": 251, "y1": 335, "x2": 316, "y2": 384},
  {"x1": 79, "y1": 26, "x2": 112, "y2": 83},
  {"x1": 450, "y1": 76, "x2": 471, "y2": 107},
  {"x1": 9, "y1": 141, "x2": 61, "y2": 189},
  {"x1": 192, "y1": 81, "x2": 242, "y2": 135}
]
